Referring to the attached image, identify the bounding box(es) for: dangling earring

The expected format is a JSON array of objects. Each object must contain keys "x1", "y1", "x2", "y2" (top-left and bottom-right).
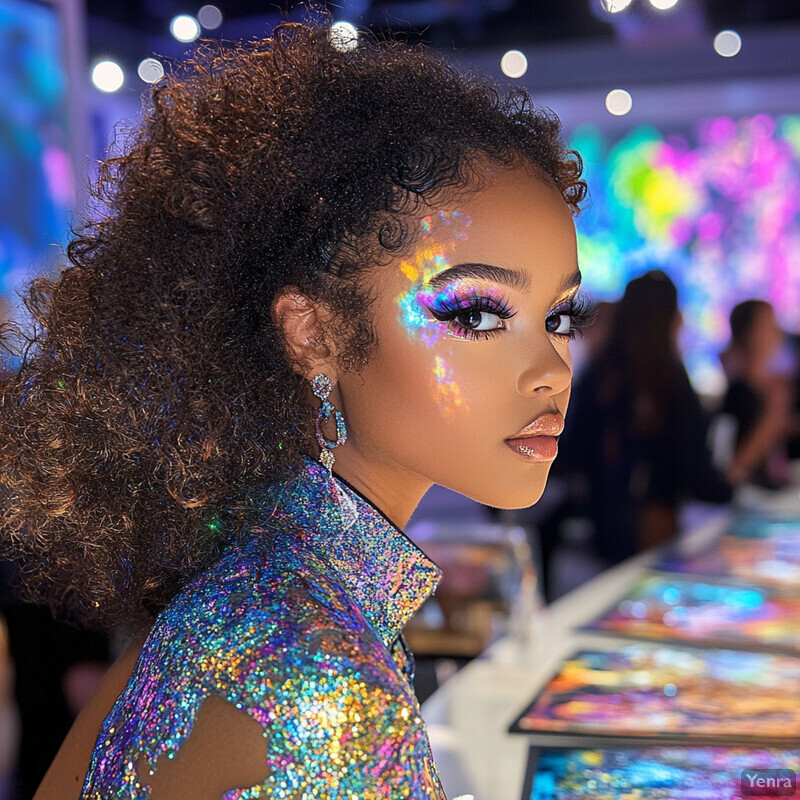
[{"x1": 310, "y1": 373, "x2": 347, "y2": 475}]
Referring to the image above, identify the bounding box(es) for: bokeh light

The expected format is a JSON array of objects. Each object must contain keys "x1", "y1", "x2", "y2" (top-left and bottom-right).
[
  {"x1": 91, "y1": 60, "x2": 124, "y2": 93},
  {"x1": 170, "y1": 14, "x2": 201, "y2": 43},
  {"x1": 600, "y1": 0, "x2": 634, "y2": 13},
  {"x1": 329, "y1": 21, "x2": 359, "y2": 52},
  {"x1": 714, "y1": 30, "x2": 742, "y2": 57},
  {"x1": 605, "y1": 89, "x2": 633, "y2": 116},
  {"x1": 500, "y1": 50, "x2": 528, "y2": 79},
  {"x1": 650, "y1": 0, "x2": 679, "y2": 9},
  {"x1": 137, "y1": 58, "x2": 164, "y2": 84},
  {"x1": 197, "y1": 4, "x2": 223, "y2": 29}
]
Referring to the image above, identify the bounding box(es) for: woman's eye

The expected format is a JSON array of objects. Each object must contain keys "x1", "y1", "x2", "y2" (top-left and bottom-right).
[
  {"x1": 454, "y1": 309, "x2": 503, "y2": 332},
  {"x1": 546, "y1": 313, "x2": 571, "y2": 336},
  {"x1": 426, "y1": 294, "x2": 515, "y2": 341}
]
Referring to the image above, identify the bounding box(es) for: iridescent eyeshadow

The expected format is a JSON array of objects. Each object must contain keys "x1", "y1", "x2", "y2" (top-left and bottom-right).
[{"x1": 81, "y1": 457, "x2": 444, "y2": 798}]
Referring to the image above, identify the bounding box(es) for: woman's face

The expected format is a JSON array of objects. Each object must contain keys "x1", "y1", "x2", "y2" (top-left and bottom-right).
[
  {"x1": 749, "y1": 305, "x2": 783, "y2": 360},
  {"x1": 334, "y1": 165, "x2": 582, "y2": 516}
]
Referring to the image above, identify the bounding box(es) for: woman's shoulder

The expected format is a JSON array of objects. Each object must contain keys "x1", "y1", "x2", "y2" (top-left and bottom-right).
[
  {"x1": 148, "y1": 525, "x2": 393, "y2": 676},
  {"x1": 80, "y1": 523, "x2": 428, "y2": 796}
]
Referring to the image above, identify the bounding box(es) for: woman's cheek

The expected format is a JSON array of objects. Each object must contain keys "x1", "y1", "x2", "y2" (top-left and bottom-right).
[{"x1": 429, "y1": 355, "x2": 468, "y2": 421}]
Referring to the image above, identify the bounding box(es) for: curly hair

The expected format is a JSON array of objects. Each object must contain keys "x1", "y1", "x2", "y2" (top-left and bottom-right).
[{"x1": 0, "y1": 22, "x2": 585, "y2": 632}]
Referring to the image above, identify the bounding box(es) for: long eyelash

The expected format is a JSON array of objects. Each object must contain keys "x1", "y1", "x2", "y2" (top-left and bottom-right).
[
  {"x1": 427, "y1": 294, "x2": 515, "y2": 322},
  {"x1": 550, "y1": 294, "x2": 597, "y2": 340},
  {"x1": 426, "y1": 294, "x2": 516, "y2": 341}
]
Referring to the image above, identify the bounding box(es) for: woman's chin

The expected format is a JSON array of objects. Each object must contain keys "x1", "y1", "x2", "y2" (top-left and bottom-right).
[
  {"x1": 451, "y1": 465, "x2": 552, "y2": 510},
  {"x1": 489, "y1": 482, "x2": 547, "y2": 510}
]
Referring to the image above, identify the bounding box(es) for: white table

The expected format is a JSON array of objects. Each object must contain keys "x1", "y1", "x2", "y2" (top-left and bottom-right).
[{"x1": 420, "y1": 511, "x2": 731, "y2": 800}]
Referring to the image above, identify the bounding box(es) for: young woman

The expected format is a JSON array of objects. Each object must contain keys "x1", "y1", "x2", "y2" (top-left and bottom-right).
[
  {"x1": 0, "y1": 22, "x2": 586, "y2": 799},
  {"x1": 720, "y1": 299, "x2": 795, "y2": 487}
]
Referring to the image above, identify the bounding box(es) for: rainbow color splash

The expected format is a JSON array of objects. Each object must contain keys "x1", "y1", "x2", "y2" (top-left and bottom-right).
[{"x1": 395, "y1": 210, "x2": 472, "y2": 417}]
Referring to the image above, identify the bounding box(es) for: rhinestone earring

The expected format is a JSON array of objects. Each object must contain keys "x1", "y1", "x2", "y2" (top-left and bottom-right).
[{"x1": 310, "y1": 373, "x2": 347, "y2": 474}]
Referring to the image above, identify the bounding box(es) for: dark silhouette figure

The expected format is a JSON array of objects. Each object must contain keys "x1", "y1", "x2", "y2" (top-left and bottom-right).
[
  {"x1": 719, "y1": 300, "x2": 795, "y2": 487},
  {"x1": 557, "y1": 270, "x2": 731, "y2": 565}
]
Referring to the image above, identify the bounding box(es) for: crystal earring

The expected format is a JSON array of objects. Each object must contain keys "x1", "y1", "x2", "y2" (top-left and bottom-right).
[{"x1": 310, "y1": 373, "x2": 347, "y2": 474}]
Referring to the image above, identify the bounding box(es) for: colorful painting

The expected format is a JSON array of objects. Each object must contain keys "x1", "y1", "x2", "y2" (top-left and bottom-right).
[
  {"x1": 656, "y1": 533, "x2": 800, "y2": 590},
  {"x1": 522, "y1": 745, "x2": 800, "y2": 800},
  {"x1": 583, "y1": 573, "x2": 800, "y2": 654},
  {"x1": 510, "y1": 644, "x2": 800, "y2": 744}
]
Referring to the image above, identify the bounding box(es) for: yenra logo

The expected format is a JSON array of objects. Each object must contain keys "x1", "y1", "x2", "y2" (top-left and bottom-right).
[{"x1": 740, "y1": 769, "x2": 796, "y2": 797}]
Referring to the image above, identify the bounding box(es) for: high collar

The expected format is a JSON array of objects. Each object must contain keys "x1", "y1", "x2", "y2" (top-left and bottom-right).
[{"x1": 266, "y1": 457, "x2": 442, "y2": 648}]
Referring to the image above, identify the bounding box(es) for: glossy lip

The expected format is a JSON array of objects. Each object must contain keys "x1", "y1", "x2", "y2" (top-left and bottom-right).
[{"x1": 506, "y1": 413, "x2": 565, "y2": 441}]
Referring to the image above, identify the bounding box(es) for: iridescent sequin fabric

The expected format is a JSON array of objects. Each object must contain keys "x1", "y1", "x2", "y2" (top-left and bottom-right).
[{"x1": 81, "y1": 458, "x2": 444, "y2": 798}]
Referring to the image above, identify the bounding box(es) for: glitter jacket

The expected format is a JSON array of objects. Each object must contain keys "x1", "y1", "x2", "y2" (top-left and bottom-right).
[{"x1": 81, "y1": 458, "x2": 445, "y2": 799}]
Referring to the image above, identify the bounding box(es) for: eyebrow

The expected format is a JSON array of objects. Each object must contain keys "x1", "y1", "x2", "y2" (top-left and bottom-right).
[
  {"x1": 425, "y1": 262, "x2": 531, "y2": 292},
  {"x1": 424, "y1": 262, "x2": 583, "y2": 297},
  {"x1": 559, "y1": 268, "x2": 583, "y2": 296}
]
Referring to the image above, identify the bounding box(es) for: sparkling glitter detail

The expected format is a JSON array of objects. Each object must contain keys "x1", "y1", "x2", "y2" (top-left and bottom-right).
[
  {"x1": 319, "y1": 449, "x2": 335, "y2": 470},
  {"x1": 310, "y1": 374, "x2": 333, "y2": 398},
  {"x1": 81, "y1": 458, "x2": 444, "y2": 798}
]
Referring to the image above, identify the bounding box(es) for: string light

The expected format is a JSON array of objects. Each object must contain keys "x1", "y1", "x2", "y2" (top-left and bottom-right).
[
  {"x1": 91, "y1": 60, "x2": 124, "y2": 93},
  {"x1": 714, "y1": 30, "x2": 742, "y2": 57},
  {"x1": 197, "y1": 5, "x2": 223, "y2": 29},
  {"x1": 605, "y1": 88, "x2": 633, "y2": 116},
  {"x1": 137, "y1": 58, "x2": 164, "y2": 84},
  {"x1": 170, "y1": 14, "x2": 201, "y2": 42},
  {"x1": 500, "y1": 50, "x2": 528, "y2": 79},
  {"x1": 329, "y1": 21, "x2": 359, "y2": 52},
  {"x1": 601, "y1": 0, "x2": 634, "y2": 13}
]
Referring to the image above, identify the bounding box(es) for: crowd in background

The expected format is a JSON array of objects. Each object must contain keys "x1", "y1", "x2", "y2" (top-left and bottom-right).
[
  {"x1": 538, "y1": 272, "x2": 800, "y2": 599},
  {"x1": 2, "y1": 273, "x2": 800, "y2": 797}
]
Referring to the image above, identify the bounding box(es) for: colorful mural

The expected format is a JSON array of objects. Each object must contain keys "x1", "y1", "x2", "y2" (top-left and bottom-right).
[
  {"x1": 572, "y1": 114, "x2": 800, "y2": 392},
  {"x1": 0, "y1": 0, "x2": 72, "y2": 326}
]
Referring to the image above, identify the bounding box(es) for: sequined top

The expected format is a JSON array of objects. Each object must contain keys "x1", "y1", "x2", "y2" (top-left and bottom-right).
[{"x1": 81, "y1": 458, "x2": 445, "y2": 799}]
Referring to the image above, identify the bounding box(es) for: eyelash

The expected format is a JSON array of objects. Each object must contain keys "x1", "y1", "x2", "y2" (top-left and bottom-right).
[
  {"x1": 427, "y1": 292, "x2": 595, "y2": 342},
  {"x1": 546, "y1": 294, "x2": 595, "y2": 341},
  {"x1": 427, "y1": 294, "x2": 516, "y2": 341}
]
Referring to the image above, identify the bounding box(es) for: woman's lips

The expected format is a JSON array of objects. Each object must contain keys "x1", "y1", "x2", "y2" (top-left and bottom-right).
[
  {"x1": 505, "y1": 413, "x2": 564, "y2": 462},
  {"x1": 505, "y1": 436, "x2": 558, "y2": 461}
]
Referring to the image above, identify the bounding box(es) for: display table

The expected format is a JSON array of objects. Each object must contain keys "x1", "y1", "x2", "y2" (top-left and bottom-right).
[{"x1": 420, "y1": 510, "x2": 732, "y2": 800}]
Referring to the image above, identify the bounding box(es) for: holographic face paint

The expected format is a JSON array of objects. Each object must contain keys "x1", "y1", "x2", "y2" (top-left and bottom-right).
[
  {"x1": 395, "y1": 210, "x2": 475, "y2": 418},
  {"x1": 396, "y1": 209, "x2": 473, "y2": 348}
]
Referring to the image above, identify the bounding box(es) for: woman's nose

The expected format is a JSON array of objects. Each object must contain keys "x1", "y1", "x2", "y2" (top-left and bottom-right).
[{"x1": 516, "y1": 341, "x2": 572, "y2": 397}]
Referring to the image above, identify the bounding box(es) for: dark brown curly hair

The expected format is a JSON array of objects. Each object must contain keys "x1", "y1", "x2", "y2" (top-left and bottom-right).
[{"x1": 0, "y1": 22, "x2": 585, "y2": 632}]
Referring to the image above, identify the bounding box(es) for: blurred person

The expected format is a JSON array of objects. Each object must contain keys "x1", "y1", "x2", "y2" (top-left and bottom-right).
[
  {"x1": 0, "y1": 22, "x2": 588, "y2": 799},
  {"x1": 719, "y1": 300, "x2": 795, "y2": 487},
  {"x1": 0, "y1": 606, "x2": 19, "y2": 800},
  {"x1": 557, "y1": 270, "x2": 732, "y2": 565},
  {"x1": 567, "y1": 299, "x2": 615, "y2": 380},
  {"x1": 788, "y1": 332, "x2": 800, "y2": 461}
]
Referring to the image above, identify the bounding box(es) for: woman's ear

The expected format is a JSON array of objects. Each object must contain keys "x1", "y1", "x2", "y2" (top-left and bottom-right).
[{"x1": 271, "y1": 288, "x2": 337, "y2": 379}]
